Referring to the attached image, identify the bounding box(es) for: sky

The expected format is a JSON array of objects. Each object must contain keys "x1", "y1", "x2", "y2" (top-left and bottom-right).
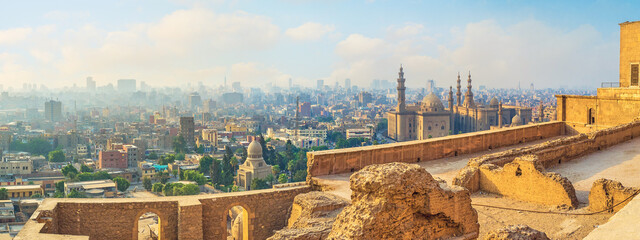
[{"x1": 0, "y1": 0, "x2": 638, "y2": 90}]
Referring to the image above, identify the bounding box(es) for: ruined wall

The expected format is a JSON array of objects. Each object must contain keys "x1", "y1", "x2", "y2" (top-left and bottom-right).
[
  {"x1": 465, "y1": 120, "x2": 640, "y2": 169},
  {"x1": 556, "y1": 89, "x2": 640, "y2": 128},
  {"x1": 16, "y1": 186, "x2": 311, "y2": 240},
  {"x1": 308, "y1": 122, "x2": 565, "y2": 177},
  {"x1": 589, "y1": 179, "x2": 639, "y2": 213},
  {"x1": 327, "y1": 162, "x2": 479, "y2": 240},
  {"x1": 472, "y1": 156, "x2": 578, "y2": 208}
]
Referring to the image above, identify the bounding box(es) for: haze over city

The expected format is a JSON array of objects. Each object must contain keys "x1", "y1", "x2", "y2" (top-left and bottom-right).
[{"x1": 1, "y1": 0, "x2": 638, "y2": 90}]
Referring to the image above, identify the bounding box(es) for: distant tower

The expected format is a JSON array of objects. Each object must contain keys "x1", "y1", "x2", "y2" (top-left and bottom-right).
[
  {"x1": 448, "y1": 86, "x2": 454, "y2": 133},
  {"x1": 539, "y1": 101, "x2": 545, "y2": 122},
  {"x1": 456, "y1": 73, "x2": 462, "y2": 106},
  {"x1": 463, "y1": 72, "x2": 475, "y2": 107},
  {"x1": 294, "y1": 96, "x2": 300, "y2": 129},
  {"x1": 288, "y1": 78, "x2": 293, "y2": 89},
  {"x1": 498, "y1": 101, "x2": 503, "y2": 128},
  {"x1": 396, "y1": 65, "x2": 406, "y2": 112}
]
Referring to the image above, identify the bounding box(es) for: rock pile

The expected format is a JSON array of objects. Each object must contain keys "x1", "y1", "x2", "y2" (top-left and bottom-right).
[
  {"x1": 484, "y1": 225, "x2": 550, "y2": 240},
  {"x1": 326, "y1": 162, "x2": 479, "y2": 240}
]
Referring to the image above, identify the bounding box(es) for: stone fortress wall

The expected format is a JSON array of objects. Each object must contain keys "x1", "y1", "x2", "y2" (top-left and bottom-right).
[
  {"x1": 307, "y1": 121, "x2": 566, "y2": 177},
  {"x1": 16, "y1": 186, "x2": 310, "y2": 240}
]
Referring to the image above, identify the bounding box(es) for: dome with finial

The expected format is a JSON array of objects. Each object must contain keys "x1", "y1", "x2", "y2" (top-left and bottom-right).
[
  {"x1": 511, "y1": 114, "x2": 522, "y2": 126},
  {"x1": 489, "y1": 97, "x2": 499, "y2": 107},
  {"x1": 247, "y1": 140, "x2": 262, "y2": 159},
  {"x1": 421, "y1": 92, "x2": 445, "y2": 112}
]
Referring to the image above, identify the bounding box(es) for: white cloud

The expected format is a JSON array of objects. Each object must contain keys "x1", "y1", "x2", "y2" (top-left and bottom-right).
[
  {"x1": 285, "y1": 22, "x2": 335, "y2": 41},
  {"x1": 0, "y1": 28, "x2": 32, "y2": 45},
  {"x1": 328, "y1": 19, "x2": 617, "y2": 89}
]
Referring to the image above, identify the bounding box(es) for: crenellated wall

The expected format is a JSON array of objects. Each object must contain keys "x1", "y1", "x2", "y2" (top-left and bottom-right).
[{"x1": 307, "y1": 122, "x2": 566, "y2": 177}]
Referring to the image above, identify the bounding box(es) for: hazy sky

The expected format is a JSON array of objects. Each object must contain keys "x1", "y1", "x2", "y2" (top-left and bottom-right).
[{"x1": 0, "y1": 0, "x2": 638, "y2": 90}]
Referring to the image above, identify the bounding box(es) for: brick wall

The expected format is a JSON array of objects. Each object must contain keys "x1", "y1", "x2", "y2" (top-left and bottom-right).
[
  {"x1": 307, "y1": 121, "x2": 565, "y2": 177},
  {"x1": 16, "y1": 186, "x2": 311, "y2": 240}
]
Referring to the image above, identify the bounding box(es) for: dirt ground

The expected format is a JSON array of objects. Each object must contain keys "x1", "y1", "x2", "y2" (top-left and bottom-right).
[{"x1": 473, "y1": 192, "x2": 613, "y2": 239}]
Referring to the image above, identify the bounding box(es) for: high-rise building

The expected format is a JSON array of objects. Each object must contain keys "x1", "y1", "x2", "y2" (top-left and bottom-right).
[
  {"x1": 427, "y1": 80, "x2": 435, "y2": 93},
  {"x1": 358, "y1": 91, "x2": 373, "y2": 107},
  {"x1": 44, "y1": 100, "x2": 62, "y2": 122},
  {"x1": 117, "y1": 79, "x2": 136, "y2": 92},
  {"x1": 288, "y1": 78, "x2": 293, "y2": 89},
  {"x1": 140, "y1": 81, "x2": 148, "y2": 91},
  {"x1": 203, "y1": 99, "x2": 216, "y2": 113},
  {"x1": 180, "y1": 117, "x2": 195, "y2": 149},
  {"x1": 317, "y1": 79, "x2": 324, "y2": 89},
  {"x1": 86, "y1": 77, "x2": 96, "y2": 91},
  {"x1": 345, "y1": 78, "x2": 351, "y2": 91},
  {"x1": 232, "y1": 82, "x2": 242, "y2": 92},
  {"x1": 188, "y1": 92, "x2": 202, "y2": 110}
]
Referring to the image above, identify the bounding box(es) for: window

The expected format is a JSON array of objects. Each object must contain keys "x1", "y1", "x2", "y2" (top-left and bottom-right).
[
  {"x1": 632, "y1": 64, "x2": 639, "y2": 87},
  {"x1": 428, "y1": 126, "x2": 431, "y2": 130}
]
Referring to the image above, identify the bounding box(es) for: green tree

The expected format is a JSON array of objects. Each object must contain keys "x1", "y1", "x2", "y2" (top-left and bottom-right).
[
  {"x1": 278, "y1": 173, "x2": 289, "y2": 183},
  {"x1": 143, "y1": 177, "x2": 152, "y2": 191},
  {"x1": 221, "y1": 146, "x2": 234, "y2": 185},
  {"x1": 163, "y1": 183, "x2": 174, "y2": 196},
  {"x1": 182, "y1": 170, "x2": 206, "y2": 185},
  {"x1": 148, "y1": 152, "x2": 158, "y2": 160},
  {"x1": 231, "y1": 185, "x2": 240, "y2": 192},
  {"x1": 175, "y1": 153, "x2": 185, "y2": 160},
  {"x1": 0, "y1": 188, "x2": 7, "y2": 200},
  {"x1": 265, "y1": 174, "x2": 275, "y2": 185},
  {"x1": 152, "y1": 182, "x2": 164, "y2": 193},
  {"x1": 92, "y1": 171, "x2": 112, "y2": 180},
  {"x1": 31, "y1": 193, "x2": 43, "y2": 198},
  {"x1": 272, "y1": 165, "x2": 281, "y2": 176},
  {"x1": 155, "y1": 171, "x2": 170, "y2": 184},
  {"x1": 75, "y1": 172, "x2": 94, "y2": 181},
  {"x1": 250, "y1": 178, "x2": 269, "y2": 190},
  {"x1": 55, "y1": 181, "x2": 65, "y2": 192},
  {"x1": 181, "y1": 184, "x2": 200, "y2": 195},
  {"x1": 293, "y1": 170, "x2": 307, "y2": 182},
  {"x1": 172, "y1": 136, "x2": 187, "y2": 153},
  {"x1": 48, "y1": 150, "x2": 66, "y2": 162},
  {"x1": 80, "y1": 164, "x2": 93, "y2": 173},
  {"x1": 278, "y1": 173, "x2": 288, "y2": 184},
  {"x1": 53, "y1": 191, "x2": 65, "y2": 198},
  {"x1": 377, "y1": 119, "x2": 388, "y2": 132},
  {"x1": 67, "y1": 189, "x2": 87, "y2": 198},
  {"x1": 61, "y1": 164, "x2": 78, "y2": 178},
  {"x1": 259, "y1": 134, "x2": 270, "y2": 164},
  {"x1": 199, "y1": 155, "x2": 214, "y2": 175},
  {"x1": 113, "y1": 177, "x2": 130, "y2": 192},
  {"x1": 210, "y1": 159, "x2": 221, "y2": 186},
  {"x1": 195, "y1": 144, "x2": 204, "y2": 154},
  {"x1": 173, "y1": 186, "x2": 184, "y2": 196}
]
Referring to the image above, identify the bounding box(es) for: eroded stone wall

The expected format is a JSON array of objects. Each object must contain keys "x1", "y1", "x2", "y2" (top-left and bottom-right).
[
  {"x1": 308, "y1": 122, "x2": 565, "y2": 177},
  {"x1": 456, "y1": 155, "x2": 578, "y2": 208},
  {"x1": 589, "y1": 178, "x2": 639, "y2": 213},
  {"x1": 16, "y1": 186, "x2": 310, "y2": 240}
]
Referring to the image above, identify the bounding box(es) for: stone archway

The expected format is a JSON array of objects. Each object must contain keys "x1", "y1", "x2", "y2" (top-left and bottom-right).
[
  {"x1": 133, "y1": 209, "x2": 163, "y2": 240},
  {"x1": 222, "y1": 203, "x2": 251, "y2": 240}
]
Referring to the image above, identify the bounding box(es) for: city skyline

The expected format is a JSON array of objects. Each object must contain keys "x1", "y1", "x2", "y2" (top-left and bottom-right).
[{"x1": 0, "y1": 1, "x2": 638, "y2": 90}]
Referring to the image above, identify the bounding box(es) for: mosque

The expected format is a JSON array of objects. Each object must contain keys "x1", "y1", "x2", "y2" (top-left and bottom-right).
[
  {"x1": 236, "y1": 139, "x2": 272, "y2": 190},
  {"x1": 387, "y1": 66, "x2": 532, "y2": 142}
]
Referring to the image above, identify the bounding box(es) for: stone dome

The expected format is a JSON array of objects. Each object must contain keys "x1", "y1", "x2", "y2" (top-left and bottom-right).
[
  {"x1": 421, "y1": 93, "x2": 445, "y2": 112},
  {"x1": 511, "y1": 114, "x2": 522, "y2": 126},
  {"x1": 489, "y1": 97, "x2": 499, "y2": 107},
  {"x1": 247, "y1": 140, "x2": 262, "y2": 158}
]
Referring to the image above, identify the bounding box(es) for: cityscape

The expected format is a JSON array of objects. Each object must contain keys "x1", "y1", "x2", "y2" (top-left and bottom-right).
[{"x1": 1, "y1": 1, "x2": 639, "y2": 240}]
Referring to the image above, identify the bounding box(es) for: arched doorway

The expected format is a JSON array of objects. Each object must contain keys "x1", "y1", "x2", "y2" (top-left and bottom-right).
[
  {"x1": 226, "y1": 205, "x2": 249, "y2": 240},
  {"x1": 136, "y1": 211, "x2": 161, "y2": 240}
]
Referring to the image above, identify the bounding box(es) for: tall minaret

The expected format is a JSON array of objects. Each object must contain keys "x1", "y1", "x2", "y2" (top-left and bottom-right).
[
  {"x1": 456, "y1": 73, "x2": 462, "y2": 106},
  {"x1": 396, "y1": 65, "x2": 406, "y2": 112},
  {"x1": 294, "y1": 96, "x2": 300, "y2": 129},
  {"x1": 463, "y1": 71, "x2": 475, "y2": 107},
  {"x1": 448, "y1": 86, "x2": 454, "y2": 134},
  {"x1": 498, "y1": 100, "x2": 503, "y2": 128},
  {"x1": 539, "y1": 101, "x2": 545, "y2": 122}
]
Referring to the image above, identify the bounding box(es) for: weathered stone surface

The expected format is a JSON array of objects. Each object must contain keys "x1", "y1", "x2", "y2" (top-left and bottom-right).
[
  {"x1": 588, "y1": 178, "x2": 639, "y2": 213},
  {"x1": 475, "y1": 155, "x2": 579, "y2": 208},
  {"x1": 453, "y1": 166, "x2": 480, "y2": 192},
  {"x1": 484, "y1": 225, "x2": 550, "y2": 240},
  {"x1": 326, "y1": 162, "x2": 479, "y2": 240},
  {"x1": 268, "y1": 192, "x2": 348, "y2": 240}
]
